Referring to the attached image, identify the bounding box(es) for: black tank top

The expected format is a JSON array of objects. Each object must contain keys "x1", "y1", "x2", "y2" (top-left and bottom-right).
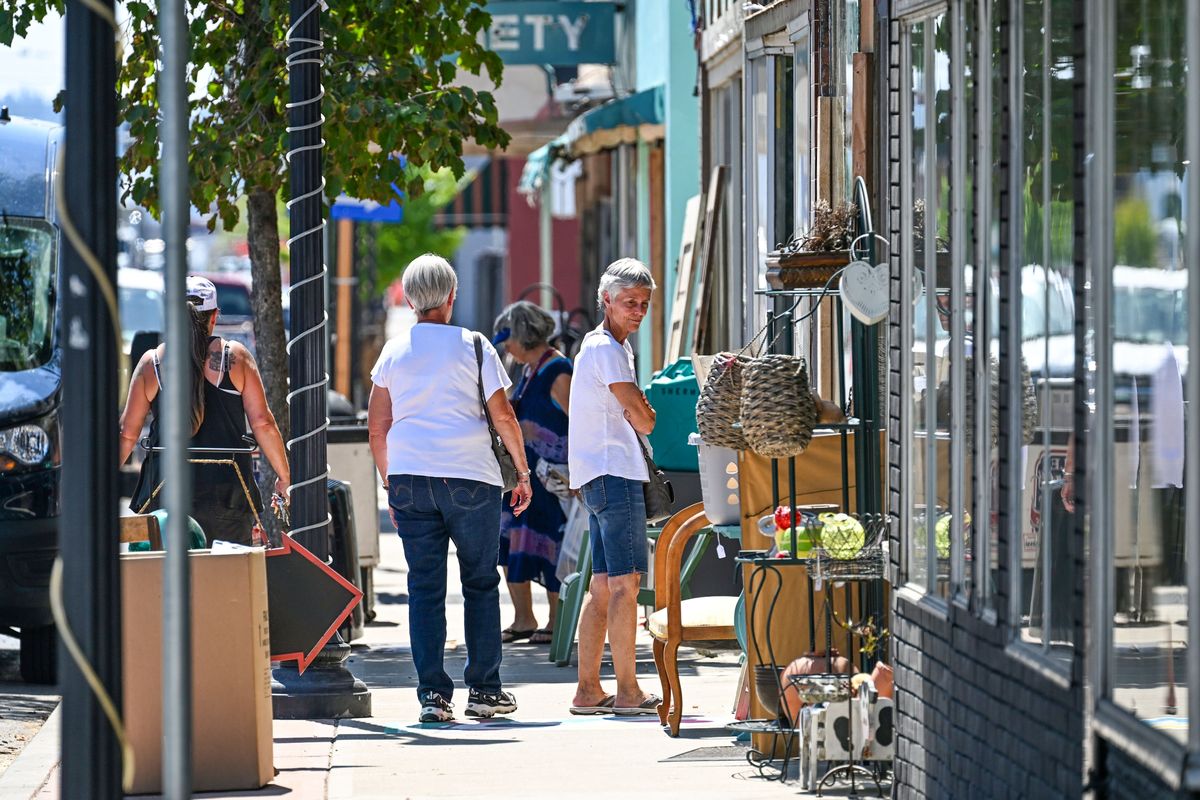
[{"x1": 129, "y1": 337, "x2": 265, "y2": 546}]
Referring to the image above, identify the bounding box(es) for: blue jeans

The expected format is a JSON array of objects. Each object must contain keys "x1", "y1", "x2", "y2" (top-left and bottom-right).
[
  {"x1": 388, "y1": 474, "x2": 503, "y2": 700},
  {"x1": 580, "y1": 474, "x2": 649, "y2": 578}
]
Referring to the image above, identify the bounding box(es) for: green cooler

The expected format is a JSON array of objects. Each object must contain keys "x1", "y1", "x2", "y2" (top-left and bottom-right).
[{"x1": 644, "y1": 358, "x2": 700, "y2": 472}]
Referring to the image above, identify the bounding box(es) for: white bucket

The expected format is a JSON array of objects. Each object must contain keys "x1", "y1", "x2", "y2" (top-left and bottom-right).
[{"x1": 689, "y1": 433, "x2": 741, "y2": 525}]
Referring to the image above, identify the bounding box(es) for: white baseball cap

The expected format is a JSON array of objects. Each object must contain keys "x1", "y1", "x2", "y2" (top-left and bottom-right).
[{"x1": 186, "y1": 276, "x2": 219, "y2": 311}]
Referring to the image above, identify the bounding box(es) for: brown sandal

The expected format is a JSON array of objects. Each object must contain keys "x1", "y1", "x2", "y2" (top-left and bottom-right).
[{"x1": 529, "y1": 627, "x2": 554, "y2": 644}]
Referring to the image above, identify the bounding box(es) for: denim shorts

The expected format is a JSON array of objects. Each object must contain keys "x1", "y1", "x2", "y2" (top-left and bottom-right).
[{"x1": 580, "y1": 474, "x2": 648, "y2": 578}]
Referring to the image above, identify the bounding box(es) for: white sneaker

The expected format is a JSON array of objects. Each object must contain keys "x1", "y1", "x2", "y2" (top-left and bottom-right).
[
  {"x1": 418, "y1": 692, "x2": 454, "y2": 723},
  {"x1": 465, "y1": 689, "x2": 518, "y2": 718}
]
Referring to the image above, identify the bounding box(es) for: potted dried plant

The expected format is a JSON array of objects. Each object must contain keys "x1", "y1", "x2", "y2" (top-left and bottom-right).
[
  {"x1": 912, "y1": 198, "x2": 954, "y2": 282},
  {"x1": 767, "y1": 201, "x2": 858, "y2": 289}
]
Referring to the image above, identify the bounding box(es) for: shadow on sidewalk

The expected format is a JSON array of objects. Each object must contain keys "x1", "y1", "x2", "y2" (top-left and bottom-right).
[
  {"x1": 334, "y1": 718, "x2": 533, "y2": 746},
  {"x1": 347, "y1": 641, "x2": 742, "y2": 691}
]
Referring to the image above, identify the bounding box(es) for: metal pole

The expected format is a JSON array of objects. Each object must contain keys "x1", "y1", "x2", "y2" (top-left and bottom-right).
[
  {"x1": 286, "y1": 0, "x2": 329, "y2": 555},
  {"x1": 159, "y1": 0, "x2": 193, "y2": 795},
  {"x1": 540, "y1": 179, "x2": 553, "y2": 310},
  {"x1": 273, "y1": 0, "x2": 371, "y2": 719},
  {"x1": 60, "y1": 2, "x2": 121, "y2": 796},
  {"x1": 1185, "y1": 0, "x2": 1200, "y2": 762}
]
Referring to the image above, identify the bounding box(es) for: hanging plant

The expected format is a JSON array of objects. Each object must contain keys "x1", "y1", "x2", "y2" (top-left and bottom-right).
[
  {"x1": 791, "y1": 200, "x2": 859, "y2": 253},
  {"x1": 767, "y1": 201, "x2": 858, "y2": 289}
]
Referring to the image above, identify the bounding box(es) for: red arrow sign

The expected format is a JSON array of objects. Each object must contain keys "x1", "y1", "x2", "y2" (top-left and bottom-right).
[{"x1": 265, "y1": 534, "x2": 363, "y2": 674}]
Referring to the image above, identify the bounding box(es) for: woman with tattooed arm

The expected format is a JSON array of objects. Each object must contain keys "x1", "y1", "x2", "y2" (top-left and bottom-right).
[{"x1": 118, "y1": 276, "x2": 290, "y2": 546}]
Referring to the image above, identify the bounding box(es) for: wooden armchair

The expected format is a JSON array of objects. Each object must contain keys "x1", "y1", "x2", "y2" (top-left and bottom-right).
[
  {"x1": 120, "y1": 514, "x2": 163, "y2": 550},
  {"x1": 649, "y1": 503, "x2": 739, "y2": 736}
]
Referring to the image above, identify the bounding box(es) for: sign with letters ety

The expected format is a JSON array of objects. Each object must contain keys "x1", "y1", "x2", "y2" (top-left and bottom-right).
[{"x1": 482, "y1": 2, "x2": 617, "y2": 65}]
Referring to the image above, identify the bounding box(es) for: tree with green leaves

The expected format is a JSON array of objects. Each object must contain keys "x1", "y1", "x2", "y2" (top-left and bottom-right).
[
  {"x1": 3, "y1": 0, "x2": 509, "y2": 447},
  {"x1": 375, "y1": 167, "x2": 470, "y2": 290}
]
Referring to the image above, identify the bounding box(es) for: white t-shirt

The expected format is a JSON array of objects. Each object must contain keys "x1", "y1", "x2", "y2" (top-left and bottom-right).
[
  {"x1": 370, "y1": 322, "x2": 512, "y2": 485},
  {"x1": 567, "y1": 326, "x2": 649, "y2": 489}
]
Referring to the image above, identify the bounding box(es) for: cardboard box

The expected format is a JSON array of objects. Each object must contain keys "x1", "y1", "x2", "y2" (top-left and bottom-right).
[{"x1": 121, "y1": 549, "x2": 273, "y2": 795}]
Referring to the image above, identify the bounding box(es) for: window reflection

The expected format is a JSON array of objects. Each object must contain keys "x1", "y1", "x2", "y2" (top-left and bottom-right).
[
  {"x1": 905, "y1": 13, "x2": 952, "y2": 598},
  {"x1": 1107, "y1": 0, "x2": 1189, "y2": 742},
  {"x1": 1015, "y1": 0, "x2": 1076, "y2": 659},
  {"x1": 906, "y1": 18, "x2": 929, "y2": 590},
  {"x1": 930, "y1": 13, "x2": 952, "y2": 598}
]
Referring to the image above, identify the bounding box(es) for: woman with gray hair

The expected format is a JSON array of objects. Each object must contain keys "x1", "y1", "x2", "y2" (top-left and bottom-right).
[
  {"x1": 492, "y1": 301, "x2": 573, "y2": 644},
  {"x1": 567, "y1": 258, "x2": 662, "y2": 716},
  {"x1": 367, "y1": 253, "x2": 533, "y2": 723}
]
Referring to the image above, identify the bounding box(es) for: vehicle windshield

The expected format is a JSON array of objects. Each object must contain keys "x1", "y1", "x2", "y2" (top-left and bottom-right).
[
  {"x1": 0, "y1": 218, "x2": 56, "y2": 372},
  {"x1": 1115, "y1": 284, "x2": 1188, "y2": 345},
  {"x1": 119, "y1": 285, "x2": 165, "y2": 345},
  {"x1": 1021, "y1": 269, "x2": 1075, "y2": 340},
  {"x1": 215, "y1": 284, "x2": 252, "y2": 317}
]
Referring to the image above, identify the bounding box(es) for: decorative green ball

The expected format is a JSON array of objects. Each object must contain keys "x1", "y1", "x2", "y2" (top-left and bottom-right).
[
  {"x1": 933, "y1": 512, "x2": 972, "y2": 559},
  {"x1": 774, "y1": 526, "x2": 815, "y2": 555},
  {"x1": 817, "y1": 512, "x2": 865, "y2": 560}
]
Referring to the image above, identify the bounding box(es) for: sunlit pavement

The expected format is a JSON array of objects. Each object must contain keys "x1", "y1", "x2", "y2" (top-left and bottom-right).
[{"x1": 2, "y1": 488, "x2": 863, "y2": 799}]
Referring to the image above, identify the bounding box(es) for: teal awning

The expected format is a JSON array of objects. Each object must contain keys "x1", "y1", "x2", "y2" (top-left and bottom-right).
[
  {"x1": 516, "y1": 85, "x2": 667, "y2": 199},
  {"x1": 517, "y1": 134, "x2": 568, "y2": 197},
  {"x1": 564, "y1": 85, "x2": 665, "y2": 155}
]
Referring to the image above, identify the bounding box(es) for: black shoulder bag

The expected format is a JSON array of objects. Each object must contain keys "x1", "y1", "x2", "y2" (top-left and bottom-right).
[
  {"x1": 638, "y1": 436, "x2": 675, "y2": 524},
  {"x1": 627, "y1": 347, "x2": 674, "y2": 523},
  {"x1": 474, "y1": 335, "x2": 520, "y2": 492}
]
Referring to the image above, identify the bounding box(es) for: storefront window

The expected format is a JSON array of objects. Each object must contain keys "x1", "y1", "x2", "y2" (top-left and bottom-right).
[
  {"x1": 793, "y1": 26, "x2": 811, "y2": 240},
  {"x1": 1009, "y1": 0, "x2": 1077, "y2": 661},
  {"x1": 710, "y1": 78, "x2": 744, "y2": 348},
  {"x1": 903, "y1": 10, "x2": 951, "y2": 599},
  {"x1": 831, "y1": 0, "x2": 859, "y2": 202},
  {"x1": 774, "y1": 57, "x2": 795, "y2": 246},
  {"x1": 747, "y1": 56, "x2": 772, "y2": 341},
  {"x1": 1103, "y1": 0, "x2": 1189, "y2": 741},
  {"x1": 971, "y1": 4, "x2": 1003, "y2": 612}
]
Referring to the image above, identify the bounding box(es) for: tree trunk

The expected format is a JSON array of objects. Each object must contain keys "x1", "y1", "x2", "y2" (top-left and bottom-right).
[
  {"x1": 247, "y1": 189, "x2": 289, "y2": 432},
  {"x1": 246, "y1": 189, "x2": 289, "y2": 538}
]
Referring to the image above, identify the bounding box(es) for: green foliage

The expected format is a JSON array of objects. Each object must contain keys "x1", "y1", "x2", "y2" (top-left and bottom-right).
[
  {"x1": 10, "y1": 0, "x2": 510, "y2": 231},
  {"x1": 1113, "y1": 197, "x2": 1158, "y2": 268},
  {"x1": 0, "y1": 2, "x2": 62, "y2": 47},
  {"x1": 376, "y1": 167, "x2": 469, "y2": 289},
  {"x1": 1021, "y1": 173, "x2": 1072, "y2": 268}
]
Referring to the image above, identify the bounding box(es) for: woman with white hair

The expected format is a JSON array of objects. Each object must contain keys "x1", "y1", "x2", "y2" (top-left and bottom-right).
[
  {"x1": 567, "y1": 258, "x2": 662, "y2": 716},
  {"x1": 492, "y1": 301, "x2": 573, "y2": 644},
  {"x1": 367, "y1": 254, "x2": 533, "y2": 723}
]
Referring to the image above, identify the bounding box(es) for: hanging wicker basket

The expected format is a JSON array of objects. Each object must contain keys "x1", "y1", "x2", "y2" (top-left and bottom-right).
[
  {"x1": 740, "y1": 354, "x2": 819, "y2": 458},
  {"x1": 696, "y1": 352, "x2": 750, "y2": 450}
]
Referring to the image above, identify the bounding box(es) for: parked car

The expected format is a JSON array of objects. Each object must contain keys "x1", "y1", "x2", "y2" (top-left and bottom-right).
[
  {"x1": 200, "y1": 272, "x2": 257, "y2": 353},
  {"x1": 118, "y1": 266, "x2": 165, "y2": 358},
  {"x1": 0, "y1": 115, "x2": 64, "y2": 683}
]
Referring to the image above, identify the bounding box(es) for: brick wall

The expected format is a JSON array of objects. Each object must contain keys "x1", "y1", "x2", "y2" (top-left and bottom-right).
[{"x1": 1102, "y1": 747, "x2": 1192, "y2": 800}]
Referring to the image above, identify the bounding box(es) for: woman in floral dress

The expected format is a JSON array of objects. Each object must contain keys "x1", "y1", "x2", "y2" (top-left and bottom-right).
[{"x1": 493, "y1": 302, "x2": 572, "y2": 643}]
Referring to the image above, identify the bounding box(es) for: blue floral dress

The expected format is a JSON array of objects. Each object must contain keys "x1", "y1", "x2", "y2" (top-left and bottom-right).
[{"x1": 499, "y1": 353, "x2": 572, "y2": 591}]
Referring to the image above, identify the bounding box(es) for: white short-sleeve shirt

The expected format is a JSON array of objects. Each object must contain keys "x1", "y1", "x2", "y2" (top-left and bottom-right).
[
  {"x1": 370, "y1": 322, "x2": 512, "y2": 485},
  {"x1": 567, "y1": 326, "x2": 649, "y2": 489}
]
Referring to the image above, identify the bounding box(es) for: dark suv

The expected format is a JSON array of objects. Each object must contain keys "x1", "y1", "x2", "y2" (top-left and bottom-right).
[{"x1": 0, "y1": 115, "x2": 64, "y2": 683}]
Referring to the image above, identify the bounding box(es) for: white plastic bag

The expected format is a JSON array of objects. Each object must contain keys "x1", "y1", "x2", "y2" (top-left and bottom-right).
[{"x1": 556, "y1": 497, "x2": 589, "y2": 583}]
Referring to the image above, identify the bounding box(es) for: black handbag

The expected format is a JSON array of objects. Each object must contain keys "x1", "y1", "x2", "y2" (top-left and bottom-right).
[
  {"x1": 637, "y1": 436, "x2": 675, "y2": 524},
  {"x1": 474, "y1": 336, "x2": 520, "y2": 493}
]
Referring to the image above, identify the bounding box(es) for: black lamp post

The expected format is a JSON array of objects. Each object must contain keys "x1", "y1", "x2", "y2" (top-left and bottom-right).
[
  {"x1": 60, "y1": 1, "x2": 121, "y2": 796},
  {"x1": 271, "y1": 0, "x2": 370, "y2": 720}
]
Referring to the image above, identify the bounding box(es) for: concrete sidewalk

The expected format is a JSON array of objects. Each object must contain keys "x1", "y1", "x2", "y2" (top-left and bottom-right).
[{"x1": 3, "y1": 510, "x2": 875, "y2": 799}]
